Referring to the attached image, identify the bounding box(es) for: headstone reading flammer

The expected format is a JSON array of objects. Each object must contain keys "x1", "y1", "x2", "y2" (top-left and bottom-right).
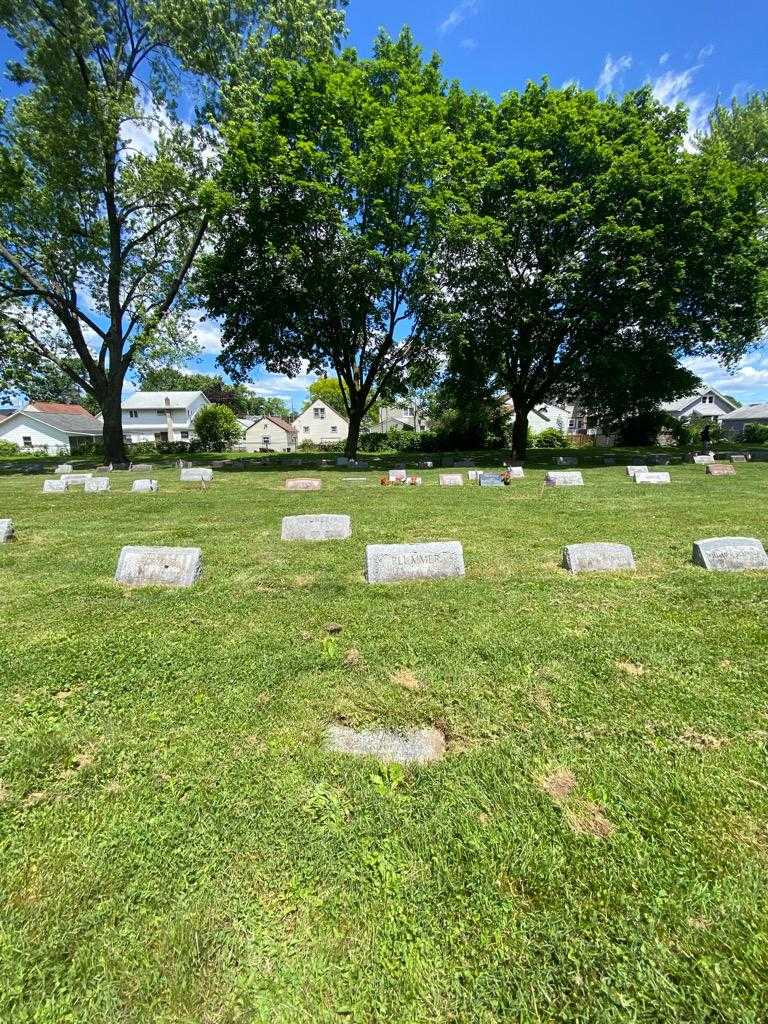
[
  {"x1": 563, "y1": 543, "x2": 636, "y2": 573},
  {"x1": 692, "y1": 537, "x2": 768, "y2": 572},
  {"x1": 281, "y1": 514, "x2": 351, "y2": 541},
  {"x1": 365, "y1": 541, "x2": 465, "y2": 584},
  {"x1": 115, "y1": 545, "x2": 203, "y2": 587},
  {"x1": 325, "y1": 725, "x2": 445, "y2": 764}
]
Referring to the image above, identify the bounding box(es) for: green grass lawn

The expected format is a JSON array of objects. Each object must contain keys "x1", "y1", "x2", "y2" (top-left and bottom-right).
[{"x1": 1, "y1": 462, "x2": 767, "y2": 1023}]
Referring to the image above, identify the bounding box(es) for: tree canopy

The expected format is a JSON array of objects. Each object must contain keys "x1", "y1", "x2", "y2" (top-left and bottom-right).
[
  {"x1": 439, "y1": 82, "x2": 768, "y2": 456},
  {"x1": 199, "y1": 29, "x2": 459, "y2": 457},
  {"x1": 0, "y1": 0, "x2": 345, "y2": 460}
]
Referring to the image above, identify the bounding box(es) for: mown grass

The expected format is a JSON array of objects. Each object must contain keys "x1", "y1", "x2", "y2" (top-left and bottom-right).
[{"x1": 1, "y1": 461, "x2": 767, "y2": 1023}]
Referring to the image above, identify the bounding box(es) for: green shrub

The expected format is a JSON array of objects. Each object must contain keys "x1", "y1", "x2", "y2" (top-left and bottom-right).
[
  {"x1": 0, "y1": 440, "x2": 20, "y2": 456},
  {"x1": 192, "y1": 404, "x2": 243, "y2": 452},
  {"x1": 531, "y1": 428, "x2": 570, "y2": 449},
  {"x1": 740, "y1": 422, "x2": 768, "y2": 444}
]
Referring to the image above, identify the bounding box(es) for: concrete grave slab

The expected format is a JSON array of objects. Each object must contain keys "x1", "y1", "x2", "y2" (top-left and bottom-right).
[
  {"x1": 285, "y1": 478, "x2": 321, "y2": 491},
  {"x1": 693, "y1": 454, "x2": 715, "y2": 464},
  {"x1": 731, "y1": 454, "x2": 748, "y2": 463},
  {"x1": 0, "y1": 519, "x2": 14, "y2": 542},
  {"x1": 626, "y1": 465, "x2": 648, "y2": 477},
  {"x1": 325, "y1": 725, "x2": 445, "y2": 764},
  {"x1": 115, "y1": 545, "x2": 203, "y2": 587},
  {"x1": 84, "y1": 477, "x2": 110, "y2": 492},
  {"x1": 131, "y1": 479, "x2": 158, "y2": 492},
  {"x1": 563, "y1": 542, "x2": 636, "y2": 573},
  {"x1": 692, "y1": 537, "x2": 768, "y2": 572},
  {"x1": 281, "y1": 514, "x2": 351, "y2": 541},
  {"x1": 130, "y1": 463, "x2": 154, "y2": 472},
  {"x1": 180, "y1": 468, "x2": 213, "y2": 482},
  {"x1": 365, "y1": 541, "x2": 465, "y2": 584},
  {"x1": 440, "y1": 474, "x2": 464, "y2": 486},
  {"x1": 634, "y1": 471, "x2": 670, "y2": 484},
  {"x1": 55, "y1": 464, "x2": 73, "y2": 474},
  {"x1": 706, "y1": 464, "x2": 736, "y2": 476},
  {"x1": 60, "y1": 473, "x2": 93, "y2": 486},
  {"x1": 545, "y1": 471, "x2": 584, "y2": 487},
  {"x1": 388, "y1": 469, "x2": 407, "y2": 482},
  {"x1": 43, "y1": 479, "x2": 68, "y2": 492},
  {"x1": 505, "y1": 466, "x2": 525, "y2": 479}
]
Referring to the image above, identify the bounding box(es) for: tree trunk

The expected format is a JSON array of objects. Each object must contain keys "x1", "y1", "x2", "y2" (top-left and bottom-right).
[
  {"x1": 101, "y1": 384, "x2": 127, "y2": 464},
  {"x1": 511, "y1": 404, "x2": 530, "y2": 461},
  {"x1": 344, "y1": 408, "x2": 364, "y2": 459}
]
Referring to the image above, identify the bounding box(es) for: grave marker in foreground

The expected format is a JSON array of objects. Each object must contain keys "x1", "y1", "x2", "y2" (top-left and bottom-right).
[
  {"x1": 706, "y1": 464, "x2": 736, "y2": 477},
  {"x1": 115, "y1": 545, "x2": 203, "y2": 587},
  {"x1": 84, "y1": 477, "x2": 110, "y2": 492},
  {"x1": 692, "y1": 537, "x2": 768, "y2": 572},
  {"x1": 365, "y1": 541, "x2": 465, "y2": 584},
  {"x1": 0, "y1": 519, "x2": 14, "y2": 542},
  {"x1": 43, "y1": 479, "x2": 67, "y2": 492},
  {"x1": 545, "y1": 471, "x2": 584, "y2": 487},
  {"x1": 281, "y1": 514, "x2": 351, "y2": 541},
  {"x1": 325, "y1": 725, "x2": 445, "y2": 763},
  {"x1": 634, "y1": 471, "x2": 670, "y2": 484},
  {"x1": 180, "y1": 468, "x2": 213, "y2": 482},
  {"x1": 285, "y1": 478, "x2": 321, "y2": 491},
  {"x1": 563, "y1": 543, "x2": 636, "y2": 573}
]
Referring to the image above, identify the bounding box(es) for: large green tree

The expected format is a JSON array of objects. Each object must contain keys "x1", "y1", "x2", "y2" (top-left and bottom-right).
[
  {"x1": 441, "y1": 83, "x2": 768, "y2": 458},
  {"x1": 0, "y1": 0, "x2": 345, "y2": 461},
  {"x1": 199, "y1": 29, "x2": 457, "y2": 458}
]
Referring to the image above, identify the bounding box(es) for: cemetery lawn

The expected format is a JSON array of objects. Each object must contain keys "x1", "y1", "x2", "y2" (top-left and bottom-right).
[{"x1": 2, "y1": 462, "x2": 768, "y2": 1024}]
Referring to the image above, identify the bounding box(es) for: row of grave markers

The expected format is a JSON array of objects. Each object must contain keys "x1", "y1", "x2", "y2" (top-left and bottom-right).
[{"x1": 4, "y1": 516, "x2": 764, "y2": 580}]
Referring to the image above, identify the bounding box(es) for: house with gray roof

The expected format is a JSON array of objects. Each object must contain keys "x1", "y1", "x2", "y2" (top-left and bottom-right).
[
  {"x1": 660, "y1": 385, "x2": 739, "y2": 422},
  {"x1": 0, "y1": 403, "x2": 102, "y2": 454},
  {"x1": 720, "y1": 402, "x2": 768, "y2": 437}
]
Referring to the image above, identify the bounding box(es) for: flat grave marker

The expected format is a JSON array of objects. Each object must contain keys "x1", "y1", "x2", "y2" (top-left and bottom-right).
[
  {"x1": 388, "y1": 469, "x2": 407, "y2": 483},
  {"x1": 131, "y1": 479, "x2": 158, "y2": 492},
  {"x1": 0, "y1": 519, "x2": 14, "y2": 543},
  {"x1": 281, "y1": 514, "x2": 351, "y2": 542},
  {"x1": 626, "y1": 465, "x2": 648, "y2": 477},
  {"x1": 706, "y1": 464, "x2": 736, "y2": 477},
  {"x1": 563, "y1": 542, "x2": 636, "y2": 573},
  {"x1": 285, "y1": 478, "x2": 321, "y2": 491},
  {"x1": 545, "y1": 471, "x2": 584, "y2": 487},
  {"x1": 115, "y1": 545, "x2": 202, "y2": 587},
  {"x1": 440, "y1": 473, "x2": 464, "y2": 486},
  {"x1": 479, "y1": 473, "x2": 504, "y2": 487},
  {"x1": 692, "y1": 537, "x2": 768, "y2": 572},
  {"x1": 325, "y1": 725, "x2": 445, "y2": 764},
  {"x1": 180, "y1": 468, "x2": 213, "y2": 482},
  {"x1": 84, "y1": 477, "x2": 110, "y2": 492},
  {"x1": 365, "y1": 541, "x2": 465, "y2": 584},
  {"x1": 55, "y1": 464, "x2": 73, "y2": 474},
  {"x1": 505, "y1": 466, "x2": 525, "y2": 479},
  {"x1": 60, "y1": 473, "x2": 93, "y2": 486},
  {"x1": 692, "y1": 454, "x2": 715, "y2": 465},
  {"x1": 43, "y1": 479, "x2": 68, "y2": 493},
  {"x1": 731, "y1": 454, "x2": 748, "y2": 463},
  {"x1": 634, "y1": 471, "x2": 670, "y2": 485}
]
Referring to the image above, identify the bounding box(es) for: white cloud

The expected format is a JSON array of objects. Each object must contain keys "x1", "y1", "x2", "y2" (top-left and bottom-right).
[
  {"x1": 659, "y1": 52, "x2": 670, "y2": 66},
  {"x1": 683, "y1": 347, "x2": 768, "y2": 401},
  {"x1": 460, "y1": 37, "x2": 478, "y2": 51},
  {"x1": 596, "y1": 54, "x2": 633, "y2": 94},
  {"x1": 698, "y1": 43, "x2": 715, "y2": 60},
  {"x1": 438, "y1": 0, "x2": 480, "y2": 36},
  {"x1": 188, "y1": 311, "x2": 223, "y2": 354},
  {"x1": 651, "y1": 64, "x2": 710, "y2": 142}
]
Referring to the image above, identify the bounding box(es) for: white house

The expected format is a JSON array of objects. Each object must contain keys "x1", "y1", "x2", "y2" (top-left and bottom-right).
[
  {"x1": 504, "y1": 399, "x2": 574, "y2": 435},
  {"x1": 369, "y1": 404, "x2": 431, "y2": 433},
  {"x1": 661, "y1": 386, "x2": 738, "y2": 423},
  {"x1": 0, "y1": 402, "x2": 103, "y2": 454},
  {"x1": 293, "y1": 399, "x2": 348, "y2": 445},
  {"x1": 242, "y1": 415, "x2": 298, "y2": 452},
  {"x1": 720, "y1": 402, "x2": 768, "y2": 436},
  {"x1": 121, "y1": 391, "x2": 210, "y2": 443}
]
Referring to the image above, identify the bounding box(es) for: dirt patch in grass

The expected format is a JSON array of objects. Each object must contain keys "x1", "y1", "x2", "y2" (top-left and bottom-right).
[
  {"x1": 530, "y1": 686, "x2": 552, "y2": 716},
  {"x1": 0, "y1": 780, "x2": 10, "y2": 803},
  {"x1": 344, "y1": 648, "x2": 364, "y2": 667},
  {"x1": 616, "y1": 660, "x2": 645, "y2": 676},
  {"x1": 539, "y1": 768, "x2": 577, "y2": 802},
  {"x1": 679, "y1": 728, "x2": 727, "y2": 751},
  {"x1": 567, "y1": 802, "x2": 614, "y2": 838},
  {"x1": 22, "y1": 790, "x2": 48, "y2": 809},
  {"x1": 324, "y1": 623, "x2": 343, "y2": 635},
  {"x1": 293, "y1": 575, "x2": 315, "y2": 588},
  {"x1": 391, "y1": 669, "x2": 421, "y2": 691}
]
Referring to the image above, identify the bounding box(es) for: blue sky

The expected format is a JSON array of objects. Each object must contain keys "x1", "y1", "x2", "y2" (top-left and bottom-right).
[{"x1": 3, "y1": 0, "x2": 768, "y2": 407}]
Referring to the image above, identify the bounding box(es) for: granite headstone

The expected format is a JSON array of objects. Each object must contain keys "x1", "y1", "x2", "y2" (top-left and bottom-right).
[
  {"x1": 281, "y1": 514, "x2": 351, "y2": 541},
  {"x1": 692, "y1": 537, "x2": 768, "y2": 572},
  {"x1": 563, "y1": 542, "x2": 636, "y2": 573},
  {"x1": 545, "y1": 471, "x2": 584, "y2": 487},
  {"x1": 115, "y1": 545, "x2": 203, "y2": 587},
  {"x1": 285, "y1": 478, "x2": 321, "y2": 491},
  {"x1": 365, "y1": 541, "x2": 465, "y2": 584}
]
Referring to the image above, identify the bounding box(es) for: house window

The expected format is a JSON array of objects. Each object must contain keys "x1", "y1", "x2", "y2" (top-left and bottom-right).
[
  {"x1": 303, "y1": 425, "x2": 310, "y2": 434},
  {"x1": 262, "y1": 435, "x2": 270, "y2": 446},
  {"x1": 180, "y1": 431, "x2": 189, "y2": 440},
  {"x1": 313, "y1": 406, "x2": 325, "y2": 419},
  {"x1": 330, "y1": 425, "x2": 338, "y2": 434},
  {"x1": 129, "y1": 410, "x2": 139, "y2": 419},
  {"x1": 156, "y1": 409, "x2": 167, "y2": 415},
  {"x1": 22, "y1": 435, "x2": 32, "y2": 448}
]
